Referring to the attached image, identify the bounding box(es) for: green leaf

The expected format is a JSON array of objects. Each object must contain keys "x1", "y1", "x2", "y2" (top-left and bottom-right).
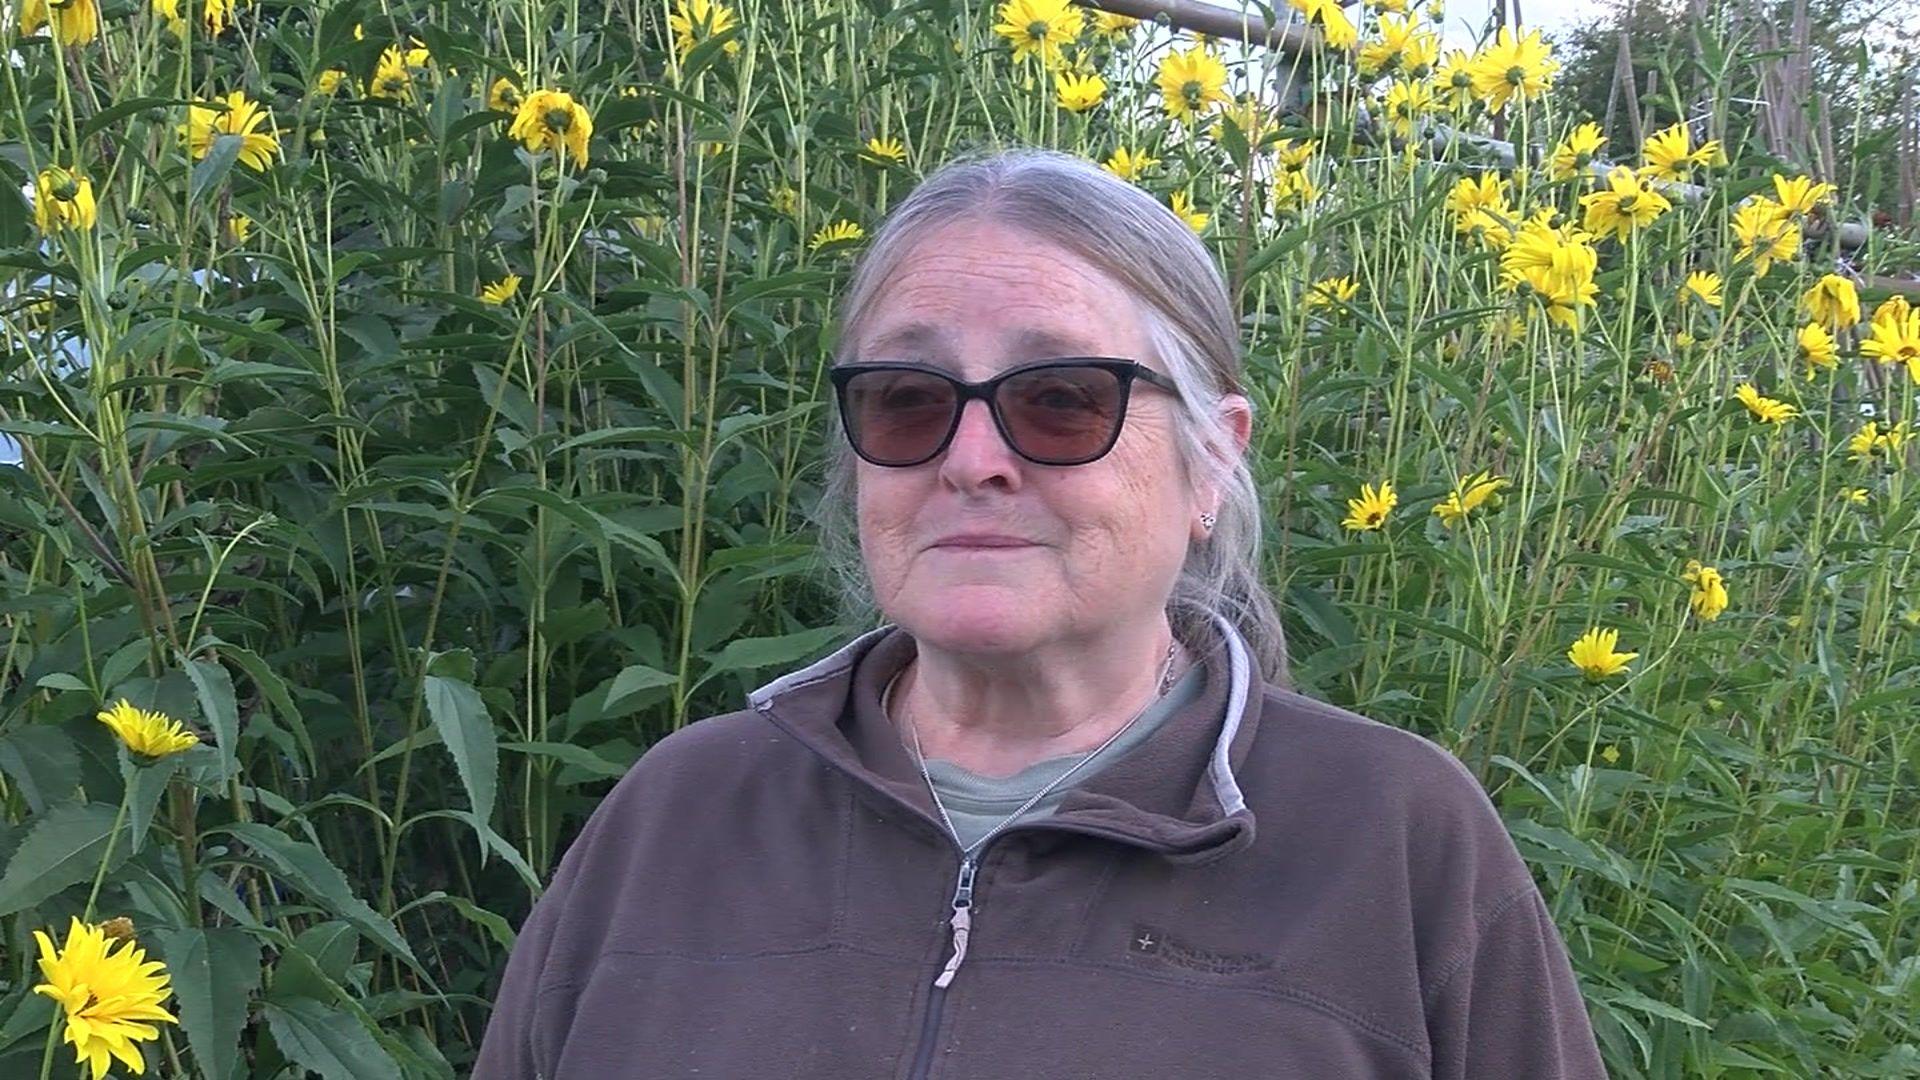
[
  {"x1": 423, "y1": 673, "x2": 498, "y2": 831},
  {"x1": 262, "y1": 998, "x2": 400, "y2": 1080},
  {"x1": 181, "y1": 655, "x2": 240, "y2": 776},
  {"x1": 0, "y1": 726, "x2": 79, "y2": 814},
  {"x1": 189, "y1": 132, "x2": 245, "y2": 203},
  {"x1": 124, "y1": 752, "x2": 185, "y2": 855},
  {"x1": 602, "y1": 663, "x2": 677, "y2": 716},
  {"x1": 0, "y1": 801, "x2": 129, "y2": 917},
  {"x1": 153, "y1": 927, "x2": 261, "y2": 1080},
  {"x1": 213, "y1": 822, "x2": 423, "y2": 975},
  {"x1": 501, "y1": 740, "x2": 630, "y2": 779},
  {"x1": 701, "y1": 625, "x2": 848, "y2": 679}
]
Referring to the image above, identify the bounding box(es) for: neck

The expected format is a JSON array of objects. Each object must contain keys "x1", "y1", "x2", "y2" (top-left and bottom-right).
[{"x1": 891, "y1": 619, "x2": 1185, "y2": 779}]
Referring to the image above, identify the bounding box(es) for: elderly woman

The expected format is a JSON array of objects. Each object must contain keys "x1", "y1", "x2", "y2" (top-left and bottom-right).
[{"x1": 474, "y1": 148, "x2": 1606, "y2": 1079}]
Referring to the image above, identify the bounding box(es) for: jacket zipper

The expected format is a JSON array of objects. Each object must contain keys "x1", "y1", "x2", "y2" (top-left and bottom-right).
[{"x1": 906, "y1": 852, "x2": 978, "y2": 1080}]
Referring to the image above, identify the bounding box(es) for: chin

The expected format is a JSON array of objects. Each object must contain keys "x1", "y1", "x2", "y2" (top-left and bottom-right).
[{"x1": 890, "y1": 588, "x2": 1058, "y2": 655}]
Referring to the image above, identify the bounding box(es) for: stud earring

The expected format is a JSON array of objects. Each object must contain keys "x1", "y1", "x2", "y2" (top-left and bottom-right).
[{"x1": 1199, "y1": 512, "x2": 1216, "y2": 531}]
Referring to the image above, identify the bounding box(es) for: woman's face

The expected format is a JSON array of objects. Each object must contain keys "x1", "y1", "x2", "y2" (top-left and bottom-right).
[{"x1": 851, "y1": 219, "x2": 1218, "y2": 657}]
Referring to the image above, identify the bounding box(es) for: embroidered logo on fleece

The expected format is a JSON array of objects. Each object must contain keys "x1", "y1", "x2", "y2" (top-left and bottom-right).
[{"x1": 1126, "y1": 924, "x2": 1272, "y2": 974}]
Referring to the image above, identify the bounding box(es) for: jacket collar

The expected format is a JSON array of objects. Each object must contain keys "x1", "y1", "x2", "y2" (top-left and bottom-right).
[{"x1": 747, "y1": 612, "x2": 1260, "y2": 865}]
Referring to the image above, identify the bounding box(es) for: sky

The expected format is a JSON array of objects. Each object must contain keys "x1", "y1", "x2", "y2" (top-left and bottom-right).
[{"x1": 1433, "y1": 0, "x2": 1615, "y2": 48}]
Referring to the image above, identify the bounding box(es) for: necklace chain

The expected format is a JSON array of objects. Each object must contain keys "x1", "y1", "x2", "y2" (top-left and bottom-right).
[{"x1": 885, "y1": 638, "x2": 1180, "y2": 858}]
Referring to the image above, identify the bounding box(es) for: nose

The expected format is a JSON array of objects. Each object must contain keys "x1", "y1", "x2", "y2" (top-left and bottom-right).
[{"x1": 936, "y1": 397, "x2": 1023, "y2": 490}]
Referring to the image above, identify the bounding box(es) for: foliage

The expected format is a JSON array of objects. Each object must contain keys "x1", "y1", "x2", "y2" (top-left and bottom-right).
[{"x1": 1, "y1": 0, "x2": 1917, "y2": 1077}]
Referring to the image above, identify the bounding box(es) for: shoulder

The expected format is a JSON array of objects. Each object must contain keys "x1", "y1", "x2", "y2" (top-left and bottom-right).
[
  {"x1": 588, "y1": 708, "x2": 801, "y2": 824},
  {"x1": 1245, "y1": 683, "x2": 1535, "y2": 900}
]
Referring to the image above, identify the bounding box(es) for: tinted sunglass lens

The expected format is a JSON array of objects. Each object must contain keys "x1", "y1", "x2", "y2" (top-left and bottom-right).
[
  {"x1": 843, "y1": 369, "x2": 957, "y2": 464},
  {"x1": 999, "y1": 366, "x2": 1125, "y2": 464}
]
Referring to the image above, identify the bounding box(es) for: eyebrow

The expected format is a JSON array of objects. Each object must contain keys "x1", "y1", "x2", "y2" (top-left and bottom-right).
[{"x1": 858, "y1": 323, "x2": 1104, "y2": 360}]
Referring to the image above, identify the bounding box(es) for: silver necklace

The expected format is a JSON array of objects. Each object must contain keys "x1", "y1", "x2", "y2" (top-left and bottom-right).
[{"x1": 884, "y1": 637, "x2": 1180, "y2": 859}]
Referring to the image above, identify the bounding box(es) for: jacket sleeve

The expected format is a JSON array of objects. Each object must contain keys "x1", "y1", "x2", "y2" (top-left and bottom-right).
[{"x1": 1423, "y1": 882, "x2": 1609, "y2": 1079}]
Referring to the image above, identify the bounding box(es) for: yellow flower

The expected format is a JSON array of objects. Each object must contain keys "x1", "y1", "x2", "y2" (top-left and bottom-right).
[
  {"x1": 1306, "y1": 274, "x2": 1360, "y2": 311},
  {"x1": 1800, "y1": 273, "x2": 1860, "y2": 331},
  {"x1": 1798, "y1": 322, "x2": 1838, "y2": 378},
  {"x1": 97, "y1": 699, "x2": 200, "y2": 759},
  {"x1": 480, "y1": 274, "x2": 522, "y2": 305},
  {"x1": 33, "y1": 918, "x2": 178, "y2": 1080},
  {"x1": 1431, "y1": 49, "x2": 1475, "y2": 111},
  {"x1": 488, "y1": 77, "x2": 523, "y2": 113},
  {"x1": 809, "y1": 219, "x2": 864, "y2": 251},
  {"x1": 1730, "y1": 198, "x2": 1799, "y2": 278},
  {"x1": 1466, "y1": 26, "x2": 1557, "y2": 114},
  {"x1": 1871, "y1": 294, "x2": 1911, "y2": 329},
  {"x1": 227, "y1": 213, "x2": 251, "y2": 243},
  {"x1": 1500, "y1": 210, "x2": 1598, "y2": 331},
  {"x1": 668, "y1": 0, "x2": 742, "y2": 59},
  {"x1": 1682, "y1": 560, "x2": 1729, "y2": 621},
  {"x1": 862, "y1": 136, "x2": 907, "y2": 166},
  {"x1": 1550, "y1": 122, "x2": 1606, "y2": 181},
  {"x1": 1054, "y1": 70, "x2": 1106, "y2": 113},
  {"x1": 1156, "y1": 45, "x2": 1231, "y2": 123},
  {"x1": 771, "y1": 184, "x2": 799, "y2": 217},
  {"x1": 368, "y1": 45, "x2": 420, "y2": 101},
  {"x1": 1169, "y1": 191, "x2": 1208, "y2": 233},
  {"x1": 1847, "y1": 420, "x2": 1908, "y2": 464},
  {"x1": 19, "y1": 0, "x2": 100, "y2": 45},
  {"x1": 1360, "y1": 14, "x2": 1439, "y2": 78},
  {"x1": 1288, "y1": 0, "x2": 1358, "y2": 49},
  {"x1": 1769, "y1": 173, "x2": 1834, "y2": 220},
  {"x1": 509, "y1": 89, "x2": 593, "y2": 168},
  {"x1": 151, "y1": 0, "x2": 233, "y2": 36},
  {"x1": 1567, "y1": 626, "x2": 1636, "y2": 681},
  {"x1": 1446, "y1": 172, "x2": 1508, "y2": 217},
  {"x1": 1860, "y1": 301, "x2": 1920, "y2": 381},
  {"x1": 1101, "y1": 146, "x2": 1158, "y2": 181},
  {"x1": 1599, "y1": 744, "x2": 1621, "y2": 765},
  {"x1": 1090, "y1": 12, "x2": 1140, "y2": 39},
  {"x1": 993, "y1": 0, "x2": 1083, "y2": 68},
  {"x1": 315, "y1": 68, "x2": 348, "y2": 96},
  {"x1": 33, "y1": 168, "x2": 97, "y2": 233},
  {"x1": 1681, "y1": 270, "x2": 1723, "y2": 308},
  {"x1": 1579, "y1": 164, "x2": 1671, "y2": 240},
  {"x1": 1213, "y1": 94, "x2": 1273, "y2": 147},
  {"x1": 1381, "y1": 78, "x2": 1435, "y2": 138},
  {"x1": 203, "y1": 0, "x2": 235, "y2": 34},
  {"x1": 1637, "y1": 121, "x2": 1719, "y2": 182},
  {"x1": 1734, "y1": 382, "x2": 1796, "y2": 424},
  {"x1": 1432, "y1": 470, "x2": 1506, "y2": 528},
  {"x1": 1841, "y1": 487, "x2": 1870, "y2": 505},
  {"x1": 1276, "y1": 137, "x2": 1317, "y2": 172},
  {"x1": 1342, "y1": 480, "x2": 1397, "y2": 531},
  {"x1": 181, "y1": 91, "x2": 280, "y2": 172},
  {"x1": 1272, "y1": 168, "x2": 1320, "y2": 212}
]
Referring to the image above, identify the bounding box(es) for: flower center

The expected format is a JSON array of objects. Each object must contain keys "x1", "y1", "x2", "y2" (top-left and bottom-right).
[
  {"x1": 1027, "y1": 20, "x2": 1049, "y2": 41},
  {"x1": 545, "y1": 107, "x2": 573, "y2": 133},
  {"x1": 1505, "y1": 65, "x2": 1525, "y2": 86}
]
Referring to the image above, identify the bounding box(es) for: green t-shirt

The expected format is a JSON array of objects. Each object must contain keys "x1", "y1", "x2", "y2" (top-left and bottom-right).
[{"x1": 920, "y1": 663, "x2": 1207, "y2": 852}]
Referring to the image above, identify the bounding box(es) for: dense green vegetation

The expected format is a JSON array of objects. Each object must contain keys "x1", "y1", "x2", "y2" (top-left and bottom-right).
[{"x1": 1, "y1": 0, "x2": 1915, "y2": 1075}]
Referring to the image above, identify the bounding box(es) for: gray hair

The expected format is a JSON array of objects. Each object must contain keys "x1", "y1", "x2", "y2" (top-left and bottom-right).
[{"x1": 811, "y1": 145, "x2": 1291, "y2": 687}]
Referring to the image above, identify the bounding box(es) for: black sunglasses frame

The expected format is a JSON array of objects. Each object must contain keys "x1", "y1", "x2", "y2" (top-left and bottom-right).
[{"x1": 827, "y1": 357, "x2": 1182, "y2": 468}]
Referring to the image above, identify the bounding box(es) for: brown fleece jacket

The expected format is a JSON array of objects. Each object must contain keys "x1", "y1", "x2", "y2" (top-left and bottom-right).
[{"x1": 473, "y1": 614, "x2": 1608, "y2": 1079}]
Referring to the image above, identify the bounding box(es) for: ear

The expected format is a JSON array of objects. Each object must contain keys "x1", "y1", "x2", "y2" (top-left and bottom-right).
[{"x1": 1190, "y1": 393, "x2": 1253, "y2": 543}]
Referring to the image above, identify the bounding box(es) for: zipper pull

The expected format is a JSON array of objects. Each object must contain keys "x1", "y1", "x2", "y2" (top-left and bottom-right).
[{"x1": 933, "y1": 855, "x2": 977, "y2": 988}]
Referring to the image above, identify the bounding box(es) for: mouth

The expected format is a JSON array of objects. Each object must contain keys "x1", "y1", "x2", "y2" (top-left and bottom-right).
[{"x1": 930, "y1": 535, "x2": 1039, "y2": 550}]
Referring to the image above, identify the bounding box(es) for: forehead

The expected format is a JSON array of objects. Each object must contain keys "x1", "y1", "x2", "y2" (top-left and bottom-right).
[{"x1": 854, "y1": 223, "x2": 1148, "y2": 369}]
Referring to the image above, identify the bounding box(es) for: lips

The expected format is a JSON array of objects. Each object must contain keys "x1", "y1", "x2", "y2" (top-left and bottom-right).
[{"x1": 931, "y1": 535, "x2": 1037, "y2": 549}]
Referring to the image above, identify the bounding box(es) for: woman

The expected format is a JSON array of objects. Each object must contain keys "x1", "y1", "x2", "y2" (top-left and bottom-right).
[{"x1": 474, "y1": 147, "x2": 1607, "y2": 1079}]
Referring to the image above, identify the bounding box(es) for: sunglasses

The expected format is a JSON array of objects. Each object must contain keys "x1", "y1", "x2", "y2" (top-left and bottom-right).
[{"x1": 828, "y1": 357, "x2": 1181, "y2": 468}]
